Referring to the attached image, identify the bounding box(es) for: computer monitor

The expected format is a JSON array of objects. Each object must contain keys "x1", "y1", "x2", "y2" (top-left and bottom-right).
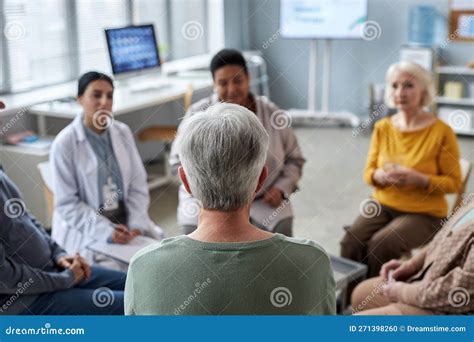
[{"x1": 105, "y1": 24, "x2": 161, "y2": 78}]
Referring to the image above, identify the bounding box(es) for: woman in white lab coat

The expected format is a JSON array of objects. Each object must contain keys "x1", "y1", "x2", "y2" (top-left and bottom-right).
[
  {"x1": 170, "y1": 49, "x2": 306, "y2": 236},
  {"x1": 50, "y1": 72, "x2": 163, "y2": 265}
]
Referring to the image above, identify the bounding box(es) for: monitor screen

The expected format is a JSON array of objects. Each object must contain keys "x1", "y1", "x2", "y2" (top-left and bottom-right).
[
  {"x1": 280, "y1": 0, "x2": 368, "y2": 39},
  {"x1": 105, "y1": 24, "x2": 160, "y2": 75}
]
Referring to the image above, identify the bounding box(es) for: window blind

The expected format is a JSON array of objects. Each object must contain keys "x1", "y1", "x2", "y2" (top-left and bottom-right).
[{"x1": 3, "y1": 0, "x2": 71, "y2": 91}]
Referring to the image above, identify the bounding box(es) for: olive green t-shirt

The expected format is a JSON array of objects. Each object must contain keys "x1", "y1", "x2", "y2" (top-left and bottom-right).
[{"x1": 125, "y1": 233, "x2": 336, "y2": 315}]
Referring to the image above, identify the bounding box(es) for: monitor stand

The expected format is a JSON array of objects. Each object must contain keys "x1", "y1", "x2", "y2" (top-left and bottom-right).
[{"x1": 116, "y1": 72, "x2": 172, "y2": 93}]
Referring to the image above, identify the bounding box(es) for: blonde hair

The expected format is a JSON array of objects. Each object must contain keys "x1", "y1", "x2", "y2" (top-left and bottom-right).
[{"x1": 384, "y1": 61, "x2": 435, "y2": 108}]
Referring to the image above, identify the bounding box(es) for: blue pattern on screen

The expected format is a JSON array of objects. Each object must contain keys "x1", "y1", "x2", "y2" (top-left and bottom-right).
[{"x1": 107, "y1": 26, "x2": 160, "y2": 74}]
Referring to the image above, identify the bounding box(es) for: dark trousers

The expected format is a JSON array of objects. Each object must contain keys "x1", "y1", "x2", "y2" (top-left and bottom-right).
[
  {"x1": 21, "y1": 266, "x2": 126, "y2": 315},
  {"x1": 341, "y1": 203, "x2": 444, "y2": 278}
]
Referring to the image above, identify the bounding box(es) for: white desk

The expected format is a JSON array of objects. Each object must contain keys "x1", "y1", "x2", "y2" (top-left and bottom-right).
[
  {"x1": 0, "y1": 73, "x2": 213, "y2": 227},
  {"x1": 28, "y1": 75, "x2": 213, "y2": 135}
]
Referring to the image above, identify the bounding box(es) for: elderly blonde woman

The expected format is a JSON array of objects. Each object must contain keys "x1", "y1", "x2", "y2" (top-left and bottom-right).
[
  {"x1": 341, "y1": 61, "x2": 461, "y2": 277},
  {"x1": 352, "y1": 196, "x2": 474, "y2": 315},
  {"x1": 170, "y1": 49, "x2": 305, "y2": 237},
  {"x1": 125, "y1": 103, "x2": 335, "y2": 315}
]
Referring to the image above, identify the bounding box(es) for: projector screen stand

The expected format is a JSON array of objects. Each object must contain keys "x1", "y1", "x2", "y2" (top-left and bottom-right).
[{"x1": 289, "y1": 40, "x2": 359, "y2": 127}]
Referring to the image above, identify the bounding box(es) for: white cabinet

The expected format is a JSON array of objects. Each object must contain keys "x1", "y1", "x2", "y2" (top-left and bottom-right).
[{"x1": 436, "y1": 66, "x2": 474, "y2": 136}]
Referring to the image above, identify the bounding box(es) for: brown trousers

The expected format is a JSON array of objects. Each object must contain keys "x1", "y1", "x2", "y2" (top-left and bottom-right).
[{"x1": 340, "y1": 203, "x2": 444, "y2": 278}]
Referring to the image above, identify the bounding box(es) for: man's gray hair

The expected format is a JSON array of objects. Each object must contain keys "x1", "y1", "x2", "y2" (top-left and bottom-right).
[{"x1": 176, "y1": 102, "x2": 269, "y2": 211}]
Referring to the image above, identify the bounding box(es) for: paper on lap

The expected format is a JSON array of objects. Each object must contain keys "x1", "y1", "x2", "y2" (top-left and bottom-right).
[{"x1": 88, "y1": 235, "x2": 159, "y2": 265}]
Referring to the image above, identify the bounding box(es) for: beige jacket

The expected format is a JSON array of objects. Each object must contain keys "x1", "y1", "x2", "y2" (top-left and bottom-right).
[
  {"x1": 400, "y1": 196, "x2": 474, "y2": 314},
  {"x1": 169, "y1": 94, "x2": 306, "y2": 229}
]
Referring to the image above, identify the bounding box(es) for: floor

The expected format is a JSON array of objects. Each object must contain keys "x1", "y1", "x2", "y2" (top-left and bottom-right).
[{"x1": 147, "y1": 126, "x2": 474, "y2": 256}]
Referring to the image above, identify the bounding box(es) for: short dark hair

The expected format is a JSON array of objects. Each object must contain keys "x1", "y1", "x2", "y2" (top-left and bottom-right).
[
  {"x1": 77, "y1": 71, "x2": 114, "y2": 97},
  {"x1": 210, "y1": 49, "x2": 248, "y2": 79}
]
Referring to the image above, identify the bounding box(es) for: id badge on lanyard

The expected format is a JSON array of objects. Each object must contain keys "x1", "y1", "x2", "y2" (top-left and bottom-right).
[{"x1": 103, "y1": 176, "x2": 119, "y2": 210}]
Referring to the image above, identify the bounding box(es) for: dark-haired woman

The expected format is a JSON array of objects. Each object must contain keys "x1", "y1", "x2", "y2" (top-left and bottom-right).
[
  {"x1": 51, "y1": 72, "x2": 163, "y2": 268},
  {"x1": 170, "y1": 49, "x2": 305, "y2": 237}
]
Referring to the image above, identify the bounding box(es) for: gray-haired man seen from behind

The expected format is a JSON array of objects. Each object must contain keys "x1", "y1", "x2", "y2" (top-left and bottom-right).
[{"x1": 125, "y1": 102, "x2": 335, "y2": 315}]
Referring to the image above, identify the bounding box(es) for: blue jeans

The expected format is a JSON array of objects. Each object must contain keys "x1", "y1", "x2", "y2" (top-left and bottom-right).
[{"x1": 22, "y1": 266, "x2": 126, "y2": 315}]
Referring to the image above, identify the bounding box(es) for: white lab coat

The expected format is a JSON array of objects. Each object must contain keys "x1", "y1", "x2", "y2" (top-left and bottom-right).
[
  {"x1": 50, "y1": 115, "x2": 163, "y2": 262},
  {"x1": 170, "y1": 94, "x2": 306, "y2": 230}
]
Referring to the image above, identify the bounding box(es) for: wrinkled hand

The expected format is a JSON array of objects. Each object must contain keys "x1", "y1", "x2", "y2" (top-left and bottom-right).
[
  {"x1": 58, "y1": 253, "x2": 91, "y2": 284},
  {"x1": 380, "y1": 259, "x2": 418, "y2": 282},
  {"x1": 374, "y1": 167, "x2": 428, "y2": 188},
  {"x1": 263, "y1": 187, "x2": 284, "y2": 208},
  {"x1": 382, "y1": 281, "x2": 403, "y2": 302},
  {"x1": 373, "y1": 168, "x2": 391, "y2": 187},
  {"x1": 387, "y1": 167, "x2": 429, "y2": 188}
]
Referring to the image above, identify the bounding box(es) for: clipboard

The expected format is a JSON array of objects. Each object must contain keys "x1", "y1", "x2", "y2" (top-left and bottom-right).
[{"x1": 87, "y1": 235, "x2": 160, "y2": 265}]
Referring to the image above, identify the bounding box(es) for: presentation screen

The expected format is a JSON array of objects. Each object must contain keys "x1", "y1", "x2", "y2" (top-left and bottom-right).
[{"x1": 280, "y1": 0, "x2": 369, "y2": 39}]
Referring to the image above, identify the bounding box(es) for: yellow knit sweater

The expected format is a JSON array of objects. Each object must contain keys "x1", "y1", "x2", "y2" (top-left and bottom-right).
[{"x1": 364, "y1": 117, "x2": 462, "y2": 218}]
